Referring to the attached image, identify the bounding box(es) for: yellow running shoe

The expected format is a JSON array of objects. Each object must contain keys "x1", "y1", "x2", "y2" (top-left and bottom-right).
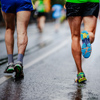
[{"x1": 76, "y1": 72, "x2": 87, "y2": 83}]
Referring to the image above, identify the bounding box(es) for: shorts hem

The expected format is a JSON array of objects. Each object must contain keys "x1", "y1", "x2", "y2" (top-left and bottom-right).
[
  {"x1": 16, "y1": 9, "x2": 33, "y2": 13},
  {"x1": 1, "y1": 9, "x2": 15, "y2": 13},
  {"x1": 67, "y1": 14, "x2": 98, "y2": 18},
  {"x1": 1, "y1": 9, "x2": 33, "y2": 13}
]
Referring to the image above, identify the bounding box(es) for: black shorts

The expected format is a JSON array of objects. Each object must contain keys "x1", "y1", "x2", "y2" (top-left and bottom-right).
[
  {"x1": 37, "y1": 12, "x2": 47, "y2": 18},
  {"x1": 66, "y1": 2, "x2": 99, "y2": 18}
]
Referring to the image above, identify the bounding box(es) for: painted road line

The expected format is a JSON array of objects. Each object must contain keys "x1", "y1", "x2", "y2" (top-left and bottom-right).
[
  {"x1": 0, "y1": 37, "x2": 71, "y2": 85},
  {"x1": 0, "y1": 76, "x2": 11, "y2": 85},
  {"x1": 24, "y1": 38, "x2": 70, "y2": 69}
]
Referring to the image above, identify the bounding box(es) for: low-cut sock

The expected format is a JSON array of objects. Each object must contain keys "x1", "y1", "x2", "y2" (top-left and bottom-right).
[
  {"x1": 17, "y1": 54, "x2": 24, "y2": 64},
  {"x1": 8, "y1": 54, "x2": 14, "y2": 64}
]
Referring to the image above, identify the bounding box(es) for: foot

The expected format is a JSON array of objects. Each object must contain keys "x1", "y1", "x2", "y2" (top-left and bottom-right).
[
  {"x1": 81, "y1": 30, "x2": 92, "y2": 58},
  {"x1": 14, "y1": 62, "x2": 24, "y2": 79},
  {"x1": 4, "y1": 63, "x2": 14, "y2": 73},
  {"x1": 76, "y1": 72, "x2": 87, "y2": 83}
]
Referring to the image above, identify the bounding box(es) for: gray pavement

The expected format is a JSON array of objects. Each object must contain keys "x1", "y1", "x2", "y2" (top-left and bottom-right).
[
  {"x1": 0, "y1": 22, "x2": 68, "y2": 64},
  {"x1": 0, "y1": 20, "x2": 100, "y2": 100}
]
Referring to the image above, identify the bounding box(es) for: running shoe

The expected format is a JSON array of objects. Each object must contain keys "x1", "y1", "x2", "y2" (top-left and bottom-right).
[
  {"x1": 14, "y1": 62, "x2": 24, "y2": 78},
  {"x1": 4, "y1": 63, "x2": 14, "y2": 73},
  {"x1": 81, "y1": 30, "x2": 92, "y2": 58},
  {"x1": 76, "y1": 72, "x2": 87, "y2": 83}
]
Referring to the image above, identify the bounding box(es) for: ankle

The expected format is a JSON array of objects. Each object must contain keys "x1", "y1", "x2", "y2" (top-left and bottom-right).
[
  {"x1": 8, "y1": 54, "x2": 14, "y2": 64},
  {"x1": 17, "y1": 54, "x2": 24, "y2": 64}
]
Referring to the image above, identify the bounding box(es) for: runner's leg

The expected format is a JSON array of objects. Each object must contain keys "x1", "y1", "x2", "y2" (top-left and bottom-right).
[
  {"x1": 2, "y1": 11, "x2": 15, "y2": 73},
  {"x1": 39, "y1": 16, "x2": 46, "y2": 33},
  {"x1": 83, "y1": 16, "x2": 97, "y2": 43},
  {"x1": 14, "y1": 11, "x2": 31, "y2": 78},
  {"x1": 40, "y1": 16, "x2": 46, "y2": 31},
  {"x1": 1, "y1": 11, "x2": 15, "y2": 56},
  {"x1": 68, "y1": 16, "x2": 83, "y2": 73},
  {"x1": 37, "y1": 17, "x2": 42, "y2": 33},
  {"x1": 17, "y1": 11, "x2": 31, "y2": 57}
]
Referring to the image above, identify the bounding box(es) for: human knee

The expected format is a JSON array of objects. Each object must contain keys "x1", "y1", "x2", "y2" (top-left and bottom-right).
[
  {"x1": 72, "y1": 33, "x2": 80, "y2": 42},
  {"x1": 6, "y1": 27, "x2": 14, "y2": 32}
]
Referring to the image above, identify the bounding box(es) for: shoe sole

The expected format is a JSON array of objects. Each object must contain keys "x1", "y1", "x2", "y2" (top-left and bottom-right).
[{"x1": 81, "y1": 31, "x2": 92, "y2": 58}]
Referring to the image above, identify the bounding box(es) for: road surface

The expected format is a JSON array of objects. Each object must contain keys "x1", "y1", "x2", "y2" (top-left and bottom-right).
[{"x1": 0, "y1": 21, "x2": 100, "y2": 100}]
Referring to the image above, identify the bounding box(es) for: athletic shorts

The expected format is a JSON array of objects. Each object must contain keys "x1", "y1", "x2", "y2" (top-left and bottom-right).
[
  {"x1": 66, "y1": 2, "x2": 99, "y2": 18},
  {"x1": 37, "y1": 12, "x2": 47, "y2": 18},
  {"x1": 1, "y1": 0, "x2": 33, "y2": 13}
]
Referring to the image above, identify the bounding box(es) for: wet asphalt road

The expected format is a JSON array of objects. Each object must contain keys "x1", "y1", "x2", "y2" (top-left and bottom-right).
[{"x1": 0, "y1": 21, "x2": 100, "y2": 100}]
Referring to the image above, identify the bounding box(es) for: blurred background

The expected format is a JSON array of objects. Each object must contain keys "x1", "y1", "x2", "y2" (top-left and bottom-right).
[
  {"x1": 0, "y1": 0, "x2": 66, "y2": 25},
  {"x1": 0, "y1": 0, "x2": 67, "y2": 64},
  {"x1": 0, "y1": 1, "x2": 100, "y2": 100}
]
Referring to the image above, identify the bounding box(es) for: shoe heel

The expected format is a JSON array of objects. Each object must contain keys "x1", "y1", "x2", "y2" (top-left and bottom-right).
[
  {"x1": 14, "y1": 66, "x2": 21, "y2": 73},
  {"x1": 14, "y1": 65, "x2": 24, "y2": 78}
]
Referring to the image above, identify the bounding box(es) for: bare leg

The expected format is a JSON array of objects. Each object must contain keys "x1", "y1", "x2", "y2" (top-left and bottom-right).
[
  {"x1": 83, "y1": 16, "x2": 97, "y2": 43},
  {"x1": 37, "y1": 16, "x2": 46, "y2": 33},
  {"x1": 68, "y1": 16, "x2": 83, "y2": 73},
  {"x1": 39, "y1": 16, "x2": 46, "y2": 31},
  {"x1": 1, "y1": 11, "x2": 15, "y2": 72},
  {"x1": 55, "y1": 18, "x2": 60, "y2": 32},
  {"x1": 1, "y1": 11, "x2": 15, "y2": 54},
  {"x1": 17, "y1": 11, "x2": 31, "y2": 55},
  {"x1": 37, "y1": 17, "x2": 41, "y2": 32}
]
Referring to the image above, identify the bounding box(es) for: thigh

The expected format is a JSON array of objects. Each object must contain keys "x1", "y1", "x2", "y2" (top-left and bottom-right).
[
  {"x1": 68, "y1": 16, "x2": 82, "y2": 37},
  {"x1": 83, "y1": 16, "x2": 97, "y2": 34},
  {"x1": 1, "y1": 11, "x2": 15, "y2": 29},
  {"x1": 17, "y1": 11, "x2": 31, "y2": 33},
  {"x1": 40, "y1": 16, "x2": 46, "y2": 22}
]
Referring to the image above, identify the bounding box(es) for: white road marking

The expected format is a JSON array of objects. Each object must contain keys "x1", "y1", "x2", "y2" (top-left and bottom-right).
[
  {"x1": 0, "y1": 76, "x2": 11, "y2": 85},
  {"x1": 0, "y1": 37, "x2": 71, "y2": 85}
]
